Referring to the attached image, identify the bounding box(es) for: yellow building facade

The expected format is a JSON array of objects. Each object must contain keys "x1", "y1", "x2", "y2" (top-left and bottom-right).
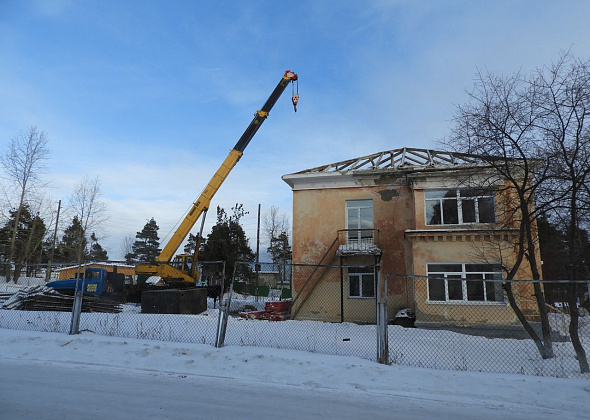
[{"x1": 283, "y1": 148, "x2": 539, "y2": 327}]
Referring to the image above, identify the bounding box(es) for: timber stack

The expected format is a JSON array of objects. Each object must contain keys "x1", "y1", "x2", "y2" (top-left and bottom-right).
[{"x1": 2, "y1": 286, "x2": 123, "y2": 313}]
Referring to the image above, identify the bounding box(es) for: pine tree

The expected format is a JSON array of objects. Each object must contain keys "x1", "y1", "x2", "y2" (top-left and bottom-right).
[
  {"x1": 268, "y1": 231, "x2": 292, "y2": 264},
  {"x1": 199, "y1": 205, "x2": 254, "y2": 284},
  {"x1": 56, "y1": 216, "x2": 87, "y2": 263},
  {"x1": 0, "y1": 203, "x2": 47, "y2": 281},
  {"x1": 88, "y1": 232, "x2": 109, "y2": 261},
  {"x1": 183, "y1": 233, "x2": 199, "y2": 254},
  {"x1": 267, "y1": 231, "x2": 292, "y2": 285},
  {"x1": 129, "y1": 218, "x2": 161, "y2": 263}
]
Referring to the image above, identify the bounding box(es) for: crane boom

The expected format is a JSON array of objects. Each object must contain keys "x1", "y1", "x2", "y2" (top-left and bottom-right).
[{"x1": 136, "y1": 70, "x2": 297, "y2": 284}]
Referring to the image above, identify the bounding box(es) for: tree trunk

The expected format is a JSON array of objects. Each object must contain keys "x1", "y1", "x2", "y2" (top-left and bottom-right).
[
  {"x1": 503, "y1": 282, "x2": 552, "y2": 358},
  {"x1": 7, "y1": 192, "x2": 27, "y2": 283},
  {"x1": 567, "y1": 283, "x2": 590, "y2": 373},
  {"x1": 522, "y1": 204, "x2": 554, "y2": 358}
]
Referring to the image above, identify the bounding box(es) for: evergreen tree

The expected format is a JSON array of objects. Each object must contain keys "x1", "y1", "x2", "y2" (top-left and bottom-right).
[
  {"x1": 129, "y1": 218, "x2": 161, "y2": 263},
  {"x1": 56, "y1": 216, "x2": 87, "y2": 263},
  {"x1": 199, "y1": 205, "x2": 255, "y2": 284},
  {"x1": 267, "y1": 231, "x2": 292, "y2": 264},
  {"x1": 0, "y1": 203, "x2": 47, "y2": 281},
  {"x1": 183, "y1": 233, "x2": 199, "y2": 254},
  {"x1": 88, "y1": 232, "x2": 109, "y2": 261},
  {"x1": 267, "y1": 231, "x2": 292, "y2": 286}
]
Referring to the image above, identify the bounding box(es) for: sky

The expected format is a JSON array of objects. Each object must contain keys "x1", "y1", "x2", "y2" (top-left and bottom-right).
[
  {"x1": 1, "y1": 1, "x2": 590, "y2": 259},
  {"x1": 1, "y1": 328, "x2": 588, "y2": 419}
]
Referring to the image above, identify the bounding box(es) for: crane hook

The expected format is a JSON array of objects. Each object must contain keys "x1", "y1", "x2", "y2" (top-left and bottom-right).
[
  {"x1": 292, "y1": 94, "x2": 299, "y2": 112},
  {"x1": 291, "y1": 78, "x2": 299, "y2": 112}
]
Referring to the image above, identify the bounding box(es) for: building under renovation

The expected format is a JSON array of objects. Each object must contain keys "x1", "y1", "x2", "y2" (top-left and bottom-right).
[{"x1": 282, "y1": 147, "x2": 540, "y2": 327}]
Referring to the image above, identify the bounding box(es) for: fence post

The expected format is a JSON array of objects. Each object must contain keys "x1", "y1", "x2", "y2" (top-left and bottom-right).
[
  {"x1": 69, "y1": 276, "x2": 85, "y2": 335},
  {"x1": 216, "y1": 265, "x2": 235, "y2": 348},
  {"x1": 376, "y1": 271, "x2": 388, "y2": 364}
]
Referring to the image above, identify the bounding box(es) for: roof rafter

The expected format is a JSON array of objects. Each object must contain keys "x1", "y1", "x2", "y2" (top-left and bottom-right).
[{"x1": 293, "y1": 147, "x2": 487, "y2": 175}]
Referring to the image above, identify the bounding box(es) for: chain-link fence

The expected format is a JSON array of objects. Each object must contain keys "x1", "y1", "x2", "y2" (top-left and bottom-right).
[
  {"x1": 0, "y1": 261, "x2": 227, "y2": 344},
  {"x1": 1, "y1": 261, "x2": 589, "y2": 379},
  {"x1": 387, "y1": 275, "x2": 590, "y2": 378},
  {"x1": 220, "y1": 262, "x2": 377, "y2": 361}
]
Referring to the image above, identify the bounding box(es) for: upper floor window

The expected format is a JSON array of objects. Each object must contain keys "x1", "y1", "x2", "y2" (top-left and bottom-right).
[
  {"x1": 346, "y1": 199, "x2": 373, "y2": 243},
  {"x1": 425, "y1": 189, "x2": 495, "y2": 226}
]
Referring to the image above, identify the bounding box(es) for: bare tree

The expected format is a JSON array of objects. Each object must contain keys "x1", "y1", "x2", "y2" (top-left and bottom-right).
[
  {"x1": 262, "y1": 205, "x2": 290, "y2": 248},
  {"x1": 446, "y1": 53, "x2": 590, "y2": 374},
  {"x1": 533, "y1": 53, "x2": 590, "y2": 372},
  {"x1": 262, "y1": 206, "x2": 291, "y2": 284},
  {"x1": 0, "y1": 127, "x2": 49, "y2": 281},
  {"x1": 120, "y1": 234, "x2": 135, "y2": 263},
  {"x1": 68, "y1": 176, "x2": 108, "y2": 266},
  {"x1": 444, "y1": 68, "x2": 556, "y2": 359}
]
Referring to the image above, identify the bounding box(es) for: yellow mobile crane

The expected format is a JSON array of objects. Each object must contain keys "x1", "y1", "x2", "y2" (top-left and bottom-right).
[{"x1": 136, "y1": 70, "x2": 298, "y2": 289}]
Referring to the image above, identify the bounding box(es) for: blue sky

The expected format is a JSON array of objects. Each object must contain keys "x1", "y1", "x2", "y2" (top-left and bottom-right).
[{"x1": 1, "y1": 1, "x2": 590, "y2": 259}]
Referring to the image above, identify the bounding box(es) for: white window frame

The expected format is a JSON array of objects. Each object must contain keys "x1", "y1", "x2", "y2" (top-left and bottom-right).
[
  {"x1": 425, "y1": 189, "x2": 496, "y2": 226},
  {"x1": 426, "y1": 263, "x2": 505, "y2": 304},
  {"x1": 347, "y1": 266, "x2": 375, "y2": 299},
  {"x1": 345, "y1": 199, "x2": 374, "y2": 246}
]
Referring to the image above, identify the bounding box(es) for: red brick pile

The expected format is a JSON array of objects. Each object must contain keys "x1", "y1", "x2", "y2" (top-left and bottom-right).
[{"x1": 239, "y1": 300, "x2": 292, "y2": 321}]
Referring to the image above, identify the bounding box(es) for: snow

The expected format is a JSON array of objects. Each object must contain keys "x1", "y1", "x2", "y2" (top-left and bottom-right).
[
  {"x1": 0, "y1": 328, "x2": 588, "y2": 419},
  {"x1": 1, "y1": 283, "x2": 589, "y2": 417}
]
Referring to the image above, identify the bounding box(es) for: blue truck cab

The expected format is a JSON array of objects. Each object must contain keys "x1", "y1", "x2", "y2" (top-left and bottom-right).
[{"x1": 47, "y1": 267, "x2": 108, "y2": 296}]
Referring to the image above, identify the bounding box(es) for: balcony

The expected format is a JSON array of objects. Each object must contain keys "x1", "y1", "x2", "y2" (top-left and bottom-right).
[{"x1": 336, "y1": 229, "x2": 382, "y2": 256}]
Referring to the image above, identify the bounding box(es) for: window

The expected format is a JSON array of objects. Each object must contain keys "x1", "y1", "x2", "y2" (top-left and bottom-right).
[
  {"x1": 348, "y1": 266, "x2": 375, "y2": 298},
  {"x1": 425, "y1": 189, "x2": 495, "y2": 226},
  {"x1": 427, "y1": 263, "x2": 504, "y2": 303},
  {"x1": 346, "y1": 200, "x2": 374, "y2": 245}
]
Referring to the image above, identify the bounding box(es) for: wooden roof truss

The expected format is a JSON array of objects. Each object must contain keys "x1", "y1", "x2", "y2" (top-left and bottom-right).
[{"x1": 295, "y1": 147, "x2": 483, "y2": 174}]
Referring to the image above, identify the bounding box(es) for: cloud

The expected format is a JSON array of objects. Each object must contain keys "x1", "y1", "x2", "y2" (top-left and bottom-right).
[
  {"x1": 3, "y1": 1, "x2": 590, "y2": 260},
  {"x1": 28, "y1": 0, "x2": 74, "y2": 18}
]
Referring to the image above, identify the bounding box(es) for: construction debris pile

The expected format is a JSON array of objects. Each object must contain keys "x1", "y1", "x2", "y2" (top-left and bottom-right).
[
  {"x1": 239, "y1": 300, "x2": 292, "y2": 321},
  {"x1": 1, "y1": 286, "x2": 123, "y2": 313}
]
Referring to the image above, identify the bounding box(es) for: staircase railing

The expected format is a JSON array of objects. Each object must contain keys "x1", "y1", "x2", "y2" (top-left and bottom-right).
[{"x1": 291, "y1": 236, "x2": 339, "y2": 318}]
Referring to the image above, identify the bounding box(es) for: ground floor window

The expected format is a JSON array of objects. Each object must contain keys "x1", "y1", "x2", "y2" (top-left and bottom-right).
[
  {"x1": 427, "y1": 263, "x2": 504, "y2": 303},
  {"x1": 348, "y1": 266, "x2": 375, "y2": 298}
]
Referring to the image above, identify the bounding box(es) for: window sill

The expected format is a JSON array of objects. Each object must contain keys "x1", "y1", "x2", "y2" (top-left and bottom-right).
[
  {"x1": 423, "y1": 223, "x2": 497, "y2": 228},
  {"x1": 426, "y1": 300, "x2": 507, "y2": 306}
]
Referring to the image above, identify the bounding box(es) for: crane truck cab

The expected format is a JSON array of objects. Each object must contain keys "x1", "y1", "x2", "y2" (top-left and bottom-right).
[{"x1": 46, "y1": 267, "x2": 127, "y2": 300}]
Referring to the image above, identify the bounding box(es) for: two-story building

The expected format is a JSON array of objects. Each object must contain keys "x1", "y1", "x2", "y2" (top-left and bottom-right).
[{"x1": 282, "y1": 147, "x2": 539, "y2": 327}]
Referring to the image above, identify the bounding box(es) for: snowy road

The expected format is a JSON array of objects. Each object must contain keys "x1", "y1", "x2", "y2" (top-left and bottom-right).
[
  {"x1": 0, "y1": 359, "x2": 570, "y2": 420},
  {"x1": 1, "y1": 330, "x2": 587, "y2": 419}
]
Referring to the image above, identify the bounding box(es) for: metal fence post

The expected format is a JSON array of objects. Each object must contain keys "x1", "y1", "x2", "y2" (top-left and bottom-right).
[
  {"x1": 69, "y1": 276, "x2": 85, "y2": 335},
  {"x1": 376, "y1": 271, "x2": 388, "y2": 364},
  {"x1": 216, "y1": 265, "x2": 235, "y2": 348}
]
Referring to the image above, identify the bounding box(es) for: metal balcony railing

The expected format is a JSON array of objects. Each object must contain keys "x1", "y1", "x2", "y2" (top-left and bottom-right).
[{"x1": 336, "y1": 229, "x2": 381, "y2": 255}]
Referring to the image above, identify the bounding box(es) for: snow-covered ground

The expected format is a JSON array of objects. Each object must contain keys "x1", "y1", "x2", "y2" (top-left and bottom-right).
[
  {"x1": 0, "y1": 328, "x2": 588, "y2": 419},
  {"x1": 1, "y1": 281, "x2": 589, "y2": 417},
  {"x1": 1, "y1": 281, "x2": 589, "y2": 380}
]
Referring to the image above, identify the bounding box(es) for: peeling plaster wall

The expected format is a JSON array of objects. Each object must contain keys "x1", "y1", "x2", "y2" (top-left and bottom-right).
[
  {"x1": 291, "y1": 173, "x2": 415, "y2": 322},
  {"x1": 287, "y1": 168, "x2": 541, "y2": 326}
]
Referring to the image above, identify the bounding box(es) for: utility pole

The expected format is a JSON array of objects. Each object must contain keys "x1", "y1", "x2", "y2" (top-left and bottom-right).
[
  {"x1": 255, "y1": 204, "x2": 261, "y2": 302},
  {"x1": 45, "y1": 200, "x2": 61, "y2": 282}
]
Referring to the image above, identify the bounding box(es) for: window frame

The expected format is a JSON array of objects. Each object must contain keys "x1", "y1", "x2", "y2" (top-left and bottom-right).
[
  {"x1": 347, "y1": 266, "x2": 375, "y2": 299},
  {"x1": 426, "y1": 263, "x2": 505, "y2": 304},
  {"x1": 425, "y1": 189, "x2": 496, "y2": 226},
  {"x1": 345, "y1": 199, "x2": 374, "y2": 244}
]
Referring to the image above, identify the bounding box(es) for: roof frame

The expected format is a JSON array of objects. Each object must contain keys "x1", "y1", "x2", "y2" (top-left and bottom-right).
[{"x1": 293, "y1": 147, "x2": 484, "y2": 175}]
